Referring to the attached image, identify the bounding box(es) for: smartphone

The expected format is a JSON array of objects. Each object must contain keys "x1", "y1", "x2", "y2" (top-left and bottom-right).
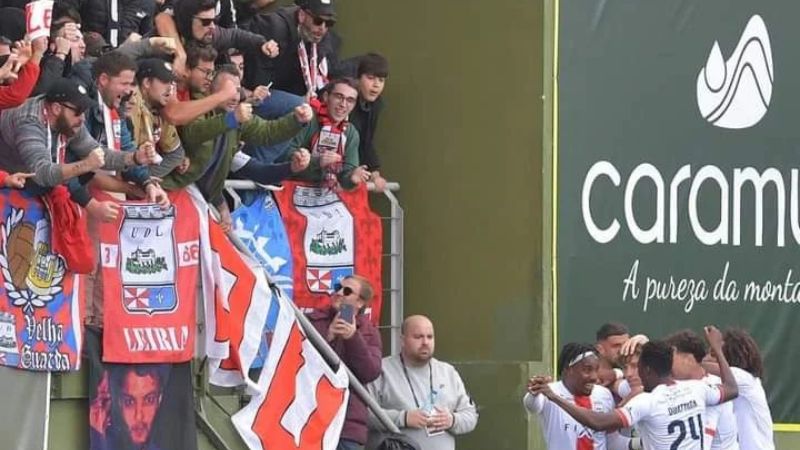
[{"x1": 339, "y1": 303, "x2": 355, "y2": 323}]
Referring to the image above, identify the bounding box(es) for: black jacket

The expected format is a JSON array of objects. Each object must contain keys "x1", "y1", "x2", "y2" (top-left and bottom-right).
[
  {"x1": 60, "y1": 0, "x2": 155, "y2": 45},
  {"x1": 349, "y1": 97, "x2": 384, "y2": 171},
  {"x1": 242, "y1": 6, "x2": 340, "y2": 94}
]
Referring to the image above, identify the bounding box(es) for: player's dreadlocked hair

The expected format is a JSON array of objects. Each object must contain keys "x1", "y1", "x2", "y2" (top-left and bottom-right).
[
  {"x1": 557, "y1": 343, "x2": 597, "y2": 376},
  {"x1": 723, "y1": 328, "x2": 764, "y2": 378}
]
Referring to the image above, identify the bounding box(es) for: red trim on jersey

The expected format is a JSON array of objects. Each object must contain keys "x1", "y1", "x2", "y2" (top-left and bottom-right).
[
  {"x1": 705, "y1": 427, "x2": 717, "y2": 436},
  {"x1": 574, "y1": 395, "x2": 594, "y2": 450},
  {"x1": 615, "y1": 408, "x2": 631, "y2": 428}
]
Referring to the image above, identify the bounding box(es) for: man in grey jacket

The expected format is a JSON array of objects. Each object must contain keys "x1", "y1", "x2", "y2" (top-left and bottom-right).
[
  {"x1": 0, "y1": 78, "x2": 158, "y2": 222},
  {"x1": 367, "y1": 315, "x2": 478, "y2": 450}
]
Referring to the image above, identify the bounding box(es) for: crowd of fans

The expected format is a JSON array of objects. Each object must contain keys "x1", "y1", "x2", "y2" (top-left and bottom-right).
[
  {"x1": 0, "y1": 2, "x2": 482, "y2": 450},
  {"x1": 0, "y1": 0, "x2": 390, "y2": 229}
]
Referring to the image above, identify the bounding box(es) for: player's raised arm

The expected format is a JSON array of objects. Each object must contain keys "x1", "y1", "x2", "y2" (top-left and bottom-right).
[{"x1": 705, "y1": 325, "x2": 739, "y2": 402}]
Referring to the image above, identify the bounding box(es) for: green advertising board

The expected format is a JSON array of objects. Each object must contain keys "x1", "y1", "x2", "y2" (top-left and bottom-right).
[{"x1": 555, "y1": 0, "x2": 800, "y2": 428}]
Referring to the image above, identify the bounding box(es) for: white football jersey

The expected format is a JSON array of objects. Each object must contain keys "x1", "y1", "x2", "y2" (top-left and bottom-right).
[
  {"x1": 524, "y1": 381, "x2": 630, "y2": 450},
  {"x1": 730, "y1": 367, "x2": 774, "y2": 450},
  {"x1": 617, "y1": 380, "x2": 723, "y2": 450},
  {"x1": 700, "y1": 374, "x2": 738, "y2": 450}
]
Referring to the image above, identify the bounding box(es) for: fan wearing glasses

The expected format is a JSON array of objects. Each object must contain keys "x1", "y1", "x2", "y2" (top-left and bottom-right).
[
  {"x1": 281, "y1": 77, "x2": 371, "y2": 191},
  {"x1": 306, "y1": 274, "x2": 382, "y2": 450},
  {"x1": 159, "y1": 64, "x2": 313, "y2": 231},
  {"x1": 244, "y1": 0, "x2": 340, "y2": 100},
  {"x1": 155, "y1": 0, "x2": 279, "y2": 82},
  {"x1": 0, "y1": 78, "x2": 159, "y2": 222}
]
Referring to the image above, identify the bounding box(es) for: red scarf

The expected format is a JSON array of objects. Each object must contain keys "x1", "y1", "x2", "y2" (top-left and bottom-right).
[
  {"x1": 309, "y1": 98, "x2": 347, "y2": 190},
  {"x1": 574, "y1": 395, "x2": 594, "y2": 450},
  {"x1": 42, "y1": 186, "x2": 94, "y2": 274},
  {"x1": 298, "y1": 39, "x2": 329, "y2": 98}
]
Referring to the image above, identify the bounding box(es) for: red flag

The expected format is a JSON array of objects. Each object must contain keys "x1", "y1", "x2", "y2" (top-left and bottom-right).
[
  {"x1": 232, "y1": 291, "x2": 349, "y2": 450},
  {"x1": 187, "y1": 186, "x2": 271, "y2": 389},
  {"x1": 99, "y1": 190, "x2": 200, "y2": 363},
  {"x1": 274, "y1": 182, "x2": 382, "y2": 322}
]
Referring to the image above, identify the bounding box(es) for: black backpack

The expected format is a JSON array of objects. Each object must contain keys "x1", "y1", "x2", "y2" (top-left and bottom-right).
[{"x1": 370, "y1": 432, "x2": 421, "y2": 450}]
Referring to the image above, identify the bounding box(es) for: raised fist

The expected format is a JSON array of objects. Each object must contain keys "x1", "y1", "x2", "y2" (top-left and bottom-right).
[
  {"x1": 290, "y1": 148, "x2": 311, "y2": 173},
  {"x1": 84, "y1": 148, "x2": 105, "y2": 170},
  {"x1": 136, "y1": 141, "x2": 161, "y2": 165},
  {"x1": 293, "y1": 103, "x2": 314, "y2": 124},
  {"x1": 261, "y1": 40, "x2": 279, "y2": 58},
  {"x1": 235, "y1": 103, "x2": 253, "y2": 124}
]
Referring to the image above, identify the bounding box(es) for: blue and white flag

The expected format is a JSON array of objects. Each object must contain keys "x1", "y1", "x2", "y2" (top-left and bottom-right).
[{"x1": 232, "y1": 191, "x2": 293, "y2": 368}]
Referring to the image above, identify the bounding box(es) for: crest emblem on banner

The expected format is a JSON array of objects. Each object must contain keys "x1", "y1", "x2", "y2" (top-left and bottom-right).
[
  {"x1": 293, "y1": 186, "x2": 356, "y2": 294},
  {"x1": 0, "y1": 208, "x2": 65, "y2": 314},
  {"x1": 118, "y1": 205, "x2": 178, "y2": 315}
]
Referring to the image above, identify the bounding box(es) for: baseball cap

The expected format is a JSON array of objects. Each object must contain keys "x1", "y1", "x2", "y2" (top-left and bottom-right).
[
  {"x1": 136, "y1": 58, "x2": 177, "y2": 84},
  {"x1": 45, "y1": 78, "x2": 93, "y2": 113},
  {"x1": 297, "y1": 0, "x2": 336, "y2": 19}
]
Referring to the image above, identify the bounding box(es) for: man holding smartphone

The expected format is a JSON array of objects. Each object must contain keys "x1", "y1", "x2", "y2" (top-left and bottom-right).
[{"x1": 306, "y1": 274, "x2": 383, "y2": 450}]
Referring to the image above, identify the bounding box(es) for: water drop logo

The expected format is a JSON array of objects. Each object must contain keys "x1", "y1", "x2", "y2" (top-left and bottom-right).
[{"x1": 696, "y1": 15, "x2": 774, "y2": 129}]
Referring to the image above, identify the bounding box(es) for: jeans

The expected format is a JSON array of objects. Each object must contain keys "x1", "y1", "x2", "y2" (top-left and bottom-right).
[
  {"x1": 337, "y1": 440, "x2": 364, "y2": 450},
  {"x1": 245, "y1": 89, "x2": 305, "y2": 163}
]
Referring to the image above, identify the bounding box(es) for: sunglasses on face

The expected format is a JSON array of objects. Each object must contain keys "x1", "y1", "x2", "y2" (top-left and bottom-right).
[
  {"x1": 305, "y1": 11, "x2": 335, "y2": 28},
  {"x1": 194, "y1": 16, "x2": 215, "y2": 27},
  {"x1": 333, "y1": 283, "x2": 354, "y2": 296}
]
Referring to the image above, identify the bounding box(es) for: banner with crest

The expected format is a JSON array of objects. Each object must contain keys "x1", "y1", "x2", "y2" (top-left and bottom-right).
[
  {"x1": 99, "y1": 190, "x2": 200, "y2": 363},
  {"x1": 0, "y1": 190, "x2": 82, "y2": 371},
  {"x1": 273, "y1": 182, "x2": 383, "y2": 322}
]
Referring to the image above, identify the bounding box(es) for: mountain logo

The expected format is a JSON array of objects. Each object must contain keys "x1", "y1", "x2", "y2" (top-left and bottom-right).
[{"x1": 696, "y1": 15, "x2": 773, "y2": 129}]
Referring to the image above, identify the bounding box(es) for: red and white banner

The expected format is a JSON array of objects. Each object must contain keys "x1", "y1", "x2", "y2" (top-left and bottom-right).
[
  {"x1": 191, "y1": 188, "x2": 271, "y2": 390},
  {"x1": 99, "y1": 190, "x2": 200, "y2": 363},
  {"x1": 232, "y1": 290, "x2": 349, "y2": 450},
  {"x1": 274, "y1": 182, "x2": 383, "y2": 322},
  {"x1": 25, "y1": 0, "x2": 53, "y2": 40}
]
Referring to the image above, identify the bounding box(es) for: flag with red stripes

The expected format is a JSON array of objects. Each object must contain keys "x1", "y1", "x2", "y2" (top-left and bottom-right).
[
  {"x1": 191, "y1": 188, "x2": 271, "y2": 389},
  {"x1": 232, "y1": 289, "x2": 349, "y2": 450}
]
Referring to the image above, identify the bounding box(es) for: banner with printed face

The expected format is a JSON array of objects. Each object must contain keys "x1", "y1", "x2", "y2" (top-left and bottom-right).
[
  {"x1": 86, "y1": 328, "x2": 197, "y2": 450},
  {"x1": 0, "y1": 190, "x2": 82, "y2": 371},
  {"x1": 99, "y1": 190, "x2": 200, "y2": 363},
  {"x1": 232, "y1": 191, "x2": 294, "y2": 369},
  {"x1": 274, "y1": 182, "x2": 382, "y2": 322},
  {"x1": 556, "y1": 0, "x2": 800, "y2": 423}
]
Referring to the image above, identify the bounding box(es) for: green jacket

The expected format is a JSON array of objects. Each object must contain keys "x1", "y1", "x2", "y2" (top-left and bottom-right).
[
  {"x1": 161, "y1": 108, "x2": 302, "y2": 205},
  {"x1": 281, "y1": 118, "x2": 360, "y2": 189}
]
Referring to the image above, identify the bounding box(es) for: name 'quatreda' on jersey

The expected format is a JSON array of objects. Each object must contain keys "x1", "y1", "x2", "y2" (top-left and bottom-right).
[{"x1": 617, "y1": 379, "x2": 724, "y2": 450}]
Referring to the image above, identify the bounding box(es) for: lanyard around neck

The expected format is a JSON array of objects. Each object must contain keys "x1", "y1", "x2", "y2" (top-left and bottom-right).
[{"x1": 400, "y1": 354, "x2": 434, "y2": 409}]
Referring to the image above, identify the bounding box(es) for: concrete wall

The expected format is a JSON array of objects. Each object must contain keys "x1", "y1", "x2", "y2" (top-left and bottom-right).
[{"x1": 335, "y1": 1, "x2": 546, "y2": 448}]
